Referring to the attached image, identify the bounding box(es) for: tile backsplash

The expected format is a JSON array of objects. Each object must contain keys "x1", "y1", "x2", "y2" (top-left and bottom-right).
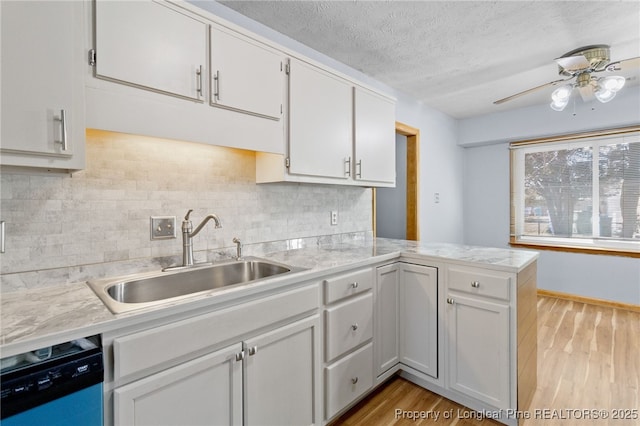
[{"x1": 0, "y1": 130, "x2": 372, "y2": 290}]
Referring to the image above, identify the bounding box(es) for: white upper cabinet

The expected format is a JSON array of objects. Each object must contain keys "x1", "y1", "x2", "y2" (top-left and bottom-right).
[
  {"x1": 1, "y1": 0, "x2": 85, "y2": 170},
  {"x1": 95, "y1": 0, "x2": 206, "y2": 101},
  {"x1": 288, "y1": 58, "x2": 353, "y2": 180},
  {"x1": 210, "y1": 26, "x2": 284, "y2": 120},
  {"x1": 354, "y1": 87, "x2": 396, "y2": 185},
  {"x1": 257, "y1": 58, "x2": 396, "y2": 187}
]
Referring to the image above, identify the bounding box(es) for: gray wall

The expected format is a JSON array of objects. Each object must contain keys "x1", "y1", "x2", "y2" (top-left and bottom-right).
[
  {"x1": 376, "y1": 134, "x2": 407, "y2": 239},
  {"x1": 461, "y1": 89, "x2": 640, "y2": 305}
]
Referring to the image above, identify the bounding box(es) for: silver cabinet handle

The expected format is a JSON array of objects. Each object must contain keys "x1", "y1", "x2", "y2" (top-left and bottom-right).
[
  {"x1": 196, "y1": 65, "x2": 203, "y2": 99},
  {"x1": 213, "y1": 70, "x2": 220, "y2": 100},
  {"x1": 248, "y1": 346, "x2": 258, "y2": 356},
  {"x1": 471, "y1": 281, "x2": 480, "y2": 288},
  {"x1": 351, "y1": 323, "x2": 358, "y2": 331},
  {"x1": 356, "y1": 160, "x2": 362, "y2": 178},
  {"x1": 351, "y1": 377, "x2": 359, "y2": 385},
  {"x1": 235, "y1": 350, "x2": 245, "y2": 361},
  {"x1": 1, "y1": 221, "x2": 5, "y2": 254},
  {"x1": 54, "y1": 109, "x2": 68, "y2": 151},
  {"x1": 447, "y1": 297, "x2": 455, "y2": 305},
  {"x1": 345, "y1": 157, "x2": 351, "y2": 177},
  {"x1": 351, "y1": 282, "x2": 358, "y2": 289}
]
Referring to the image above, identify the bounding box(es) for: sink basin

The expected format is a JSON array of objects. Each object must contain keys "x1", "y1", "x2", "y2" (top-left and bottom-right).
[{"x1": 88, "y1": 257, "x2": 303, "y2": 314}]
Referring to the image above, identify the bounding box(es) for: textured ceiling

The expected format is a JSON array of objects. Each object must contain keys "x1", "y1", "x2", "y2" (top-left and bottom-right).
[{"x1": 216, "y1": 1, "x2": 640, "y2": 119}]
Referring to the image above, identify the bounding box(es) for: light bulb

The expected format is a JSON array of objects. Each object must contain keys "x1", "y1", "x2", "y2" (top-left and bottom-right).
[{"x1": 600, "y1": 76, "x2": 625, "y2": 92}]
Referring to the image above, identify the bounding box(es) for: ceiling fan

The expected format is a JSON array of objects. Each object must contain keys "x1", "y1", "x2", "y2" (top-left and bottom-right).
[{"x1": 494, "y1": 44, "x2": 640, "y2": 111}]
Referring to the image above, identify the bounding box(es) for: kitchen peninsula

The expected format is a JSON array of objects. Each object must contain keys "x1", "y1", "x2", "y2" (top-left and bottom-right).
[{"x1": 1, "y1": 237, "x2": 538, "y2": 426}]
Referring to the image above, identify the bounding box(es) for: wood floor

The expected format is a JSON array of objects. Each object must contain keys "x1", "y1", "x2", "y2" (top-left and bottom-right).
[{"x1": 331, "y1": 296, "x2": 640, "y2": 426}]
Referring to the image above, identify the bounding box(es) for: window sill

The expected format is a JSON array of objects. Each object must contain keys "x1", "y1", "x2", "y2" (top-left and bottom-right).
[{"x1": 510, "y1": 237, "x2": 640, "y2": 258}]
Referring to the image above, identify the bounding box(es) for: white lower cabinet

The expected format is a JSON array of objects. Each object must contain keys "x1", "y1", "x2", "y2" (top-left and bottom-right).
[
  {"x1": 399, "y1": 263, "x2": 438, "y2": 378},
  {"x1": 445, "y1": 265, "x2": 513, "y2": 411},
  {"x1": 374, "y1": 264, "x2": 400, "y2": 377},
  {"x1": 106, "y1": 283, "x2": 320, "y2": 426},
  {"x1": 114, "y1": 343, "x2": 242, "y2": 425},
  {"x1": 325, "y1": 343, "x2": 373, "y2": 419},
  {"x1": 244, "y1": 316, "x2": 319, "y2": 426},
  {"x1": 446, "y1": 294, "x2": 510, "y2": 409},
  {"x1": 113, "y1": 315, "x2": 319, "y2": 426},
  {"x1": 322, "y1": 267, "x2": 374, "y2": 421}
]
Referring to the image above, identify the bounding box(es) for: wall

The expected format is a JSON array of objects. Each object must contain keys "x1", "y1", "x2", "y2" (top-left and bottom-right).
[
  {"x1": 461, "y1": 89, "x2": 640, "y2": 305},
  {"x1": 0, "y1": 130, "x2": 371, "y2": 290},
  {"x1": 376, "y1": 134, "x2": 407, "y2": 239}
]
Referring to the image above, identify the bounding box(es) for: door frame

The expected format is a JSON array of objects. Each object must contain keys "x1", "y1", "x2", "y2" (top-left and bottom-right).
[{"x1": 373, "y1": 121, "x2": 420, "y2": 240}]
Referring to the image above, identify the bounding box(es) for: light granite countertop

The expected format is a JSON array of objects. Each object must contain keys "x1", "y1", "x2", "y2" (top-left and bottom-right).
[{"x1": 0, "y1": 238, "x2": 538, "y2": 357}]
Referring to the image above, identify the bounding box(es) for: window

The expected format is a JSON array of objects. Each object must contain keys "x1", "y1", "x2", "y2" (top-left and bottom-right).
[{"x1": 510, "y1": 127, "x2": 640, "y2": 257}]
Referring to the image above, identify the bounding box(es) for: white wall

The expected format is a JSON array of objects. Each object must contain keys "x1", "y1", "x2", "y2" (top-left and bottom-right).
[
  {"x1": 461, "y1": 89, "x2": 640, "y2": 305},
  {"x1": 195, "y1": 1, "x2": 464, "y2": 244},
  {"x1": 396, "y1": 93, "x2": 463, "y2": 243}
]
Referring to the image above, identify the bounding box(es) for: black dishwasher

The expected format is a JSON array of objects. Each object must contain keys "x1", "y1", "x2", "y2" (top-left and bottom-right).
[{"x1": 0, "y1": 335, "x2": 103, "y2": 426}]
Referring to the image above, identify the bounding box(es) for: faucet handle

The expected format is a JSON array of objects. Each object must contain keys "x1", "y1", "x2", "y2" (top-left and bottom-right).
[{"x1": 184, "y1": 209, "x2": 193, "y2": 221}]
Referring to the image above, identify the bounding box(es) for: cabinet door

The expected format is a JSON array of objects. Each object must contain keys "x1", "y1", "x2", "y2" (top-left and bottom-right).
[
  {"x1": 354, "y1": 87, "x2": 396, "y2": 184},
  {"x1": 289, "y1": 59, "x2": 352, "y2": 179},
  {"x1": 1, "y1": 0, "x2": 85, "y2": 169},
  {"x1": 210, "y1": 26, "x2": 284, "y2": 120},
  {"x1": 446, "y1": 294, "x2": 510, "y2": 409},
  {"x1": 95, "y1": 0, "x2": 206, "y2": 101},
  {"x1": 375, "y1": 264, "x2": 400, "y2": 376},
  {"x1": 244, "y1": 315, "x2": 319, "y2": 426},
  {"x1": 114, "y1": 343, "x2": 242, "y2": 426},
  {"x1": 399, "y1": 264, "x2": 438, "y2": 378}
]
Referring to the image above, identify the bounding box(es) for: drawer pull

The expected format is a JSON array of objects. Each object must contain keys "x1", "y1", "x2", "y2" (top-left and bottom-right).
[
  {"x1": 471, "y1": 281, "x2": 480, "y2": 288},
  {"x1": 447, "y1": 298, "x2": 455, "y2": 305},
  {"x1": 351, "y1": 377, "x2": 359, "y2": 385},
  {"x1": 351, "y1": 282, "x2": 359, "y2": 289},
  {"x1": 248, "y1": 346, "x2": 258, "y2": 356},
  {"x1": 235, "y1": 350, "x2": 245, "y2": 361},
  {"x1": 351, "y1": 323, "x2": 359, "y2": 331}
]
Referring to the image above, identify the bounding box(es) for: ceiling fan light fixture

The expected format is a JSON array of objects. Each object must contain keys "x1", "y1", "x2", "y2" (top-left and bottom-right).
[
  {"x1": 551, "y1": 85, "x2": 573, "y2": 102},
  {"x1": 600, "y1": 76, "x2": 626, "y2": 92},
  {"x1": 594, "y1": 87, "x2": 617, "y2": 103},
  {"x1": 550, "y1": 98, "x2": 569, "y2": 111}
]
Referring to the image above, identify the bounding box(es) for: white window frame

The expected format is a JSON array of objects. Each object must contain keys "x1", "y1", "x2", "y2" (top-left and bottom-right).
[{"x1": 510, "y1": 126, "x2": 640, "y2": 258}]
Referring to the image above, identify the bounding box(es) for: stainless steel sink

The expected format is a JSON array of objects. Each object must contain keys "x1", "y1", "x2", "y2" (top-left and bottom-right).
[{"x1": 88, "y1": 257, "x2": 303, "y2": 314}]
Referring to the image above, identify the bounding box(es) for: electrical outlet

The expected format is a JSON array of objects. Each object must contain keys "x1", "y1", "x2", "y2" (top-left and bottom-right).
[
  {"x1": 434, "y1": 192, "x2": 440, "y2": 204},
  {"x1": 331, "y1": 211, "x2": 338, "y2": 226},
  {"x1": 150, "y1": 216, "x2": 177, "y2": 240}
]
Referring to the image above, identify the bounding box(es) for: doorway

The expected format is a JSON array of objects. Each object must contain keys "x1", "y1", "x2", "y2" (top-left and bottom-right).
[{"x1": 373, "y1": 121, "x2": 420, "y2": 240}]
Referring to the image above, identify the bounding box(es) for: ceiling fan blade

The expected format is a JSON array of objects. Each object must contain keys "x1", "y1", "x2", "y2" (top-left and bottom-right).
[
  {"x1": 602, "y1": 56, "x2": 640, "y2": 72},
  {"x1": 555, "y1": 55, "x2": 590, "y2": 72},
  {"x1": 493, "y1": 78, "x2": 572, "y2": 105}
]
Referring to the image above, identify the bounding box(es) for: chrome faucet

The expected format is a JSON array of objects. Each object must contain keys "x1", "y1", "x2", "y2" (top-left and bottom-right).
[{"x1": 181, "y1": 209, "x2": 222, "y2": 267}]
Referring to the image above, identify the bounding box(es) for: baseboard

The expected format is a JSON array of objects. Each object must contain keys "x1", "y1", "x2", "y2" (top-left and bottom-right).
[{"x1": 537, "y1": 289, "x2": 640, "y2": 313}]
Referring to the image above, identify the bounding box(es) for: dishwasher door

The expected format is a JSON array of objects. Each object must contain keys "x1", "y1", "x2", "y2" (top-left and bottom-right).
[{"x1": 0, "y1": 336, "x2": 104, "y2": 426}]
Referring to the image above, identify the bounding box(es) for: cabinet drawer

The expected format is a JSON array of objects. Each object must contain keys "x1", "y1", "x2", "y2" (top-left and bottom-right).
[
  {"x1": 324, "y1": 268, "x2": 373, "y2": 304},
  {"x1": 325, "y1": 292, "x2": 373, "y2": 362},
  {"x1": 113, "y1": 284, "x2": 318, "y2": 382},
  {"x1": 448, "y1": 266, "x2": 511, "y2": 301},
  {"x1": 325, "y1": 343, "x2": 373, "y2": 420}
]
